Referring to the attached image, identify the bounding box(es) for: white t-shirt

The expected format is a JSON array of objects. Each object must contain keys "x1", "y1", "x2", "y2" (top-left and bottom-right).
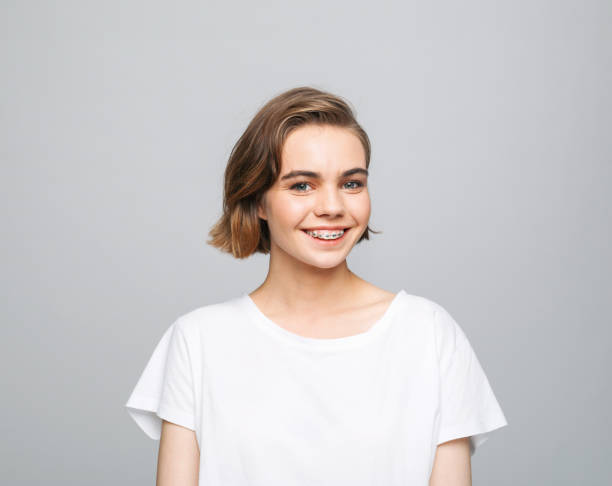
[{"x1": 125, "y1": 289, "x2": 508, "y2": 485}]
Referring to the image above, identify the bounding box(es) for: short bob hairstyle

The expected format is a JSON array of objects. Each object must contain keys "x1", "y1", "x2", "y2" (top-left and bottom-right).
[{"x1": 207, "y1": 86, "x2": 381, "y2": 259}]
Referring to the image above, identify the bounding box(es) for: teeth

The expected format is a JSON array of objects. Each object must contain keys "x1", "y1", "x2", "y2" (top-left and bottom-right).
[{"x1": 305, "y1": 229, "x2": 345, "y2": 239}]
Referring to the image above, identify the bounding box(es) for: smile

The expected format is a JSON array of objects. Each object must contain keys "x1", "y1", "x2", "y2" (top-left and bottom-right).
[
  {"x1": 301, "y1": 228, "x2": 350, "y2": 245},
  {"x1": 305, "y1": 229, "x2": 345, "y2": 239}
]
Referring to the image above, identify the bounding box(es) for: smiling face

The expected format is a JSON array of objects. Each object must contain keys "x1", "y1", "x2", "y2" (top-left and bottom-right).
[{"x1": 257, "y1": 123, "x2": 371, "y2": 269}]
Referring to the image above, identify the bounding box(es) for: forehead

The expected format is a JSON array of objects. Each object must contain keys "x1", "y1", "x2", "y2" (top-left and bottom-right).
[{"x1": 280, "y1": 124, "x2": 366, "y2": 173}]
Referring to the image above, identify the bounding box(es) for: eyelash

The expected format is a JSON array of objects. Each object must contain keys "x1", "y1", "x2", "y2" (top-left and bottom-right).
[{"x1": 290, "y1": 180, "x2": 364, "y2": 192}]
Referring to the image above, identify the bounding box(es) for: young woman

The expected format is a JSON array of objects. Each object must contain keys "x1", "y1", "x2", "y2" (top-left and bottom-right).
[{"x1": 125, "y1": 86, "x2": 508, "y2": 485}]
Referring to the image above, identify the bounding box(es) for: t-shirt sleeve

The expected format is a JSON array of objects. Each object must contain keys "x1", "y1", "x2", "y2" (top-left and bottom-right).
[
  {"x1": 432, "y1": 301, "x2": 508, "y2": 456},
  {"x1": 124, "y1": 320, "x2": 196, "y2": 440}
]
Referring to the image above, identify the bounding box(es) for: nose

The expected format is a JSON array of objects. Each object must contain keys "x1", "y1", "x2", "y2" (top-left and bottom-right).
[{"x1": 313, "y1": 184, "x2": 345, "y2": 217}]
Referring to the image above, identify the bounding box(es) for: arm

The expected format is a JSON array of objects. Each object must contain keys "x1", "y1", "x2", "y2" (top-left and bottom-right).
[
  {"x1": 429, "y1": 437, "x2": 472, "y2": 486},
  {"x1": 156, "y1": 419, "x2": 199, "y2": 486}
]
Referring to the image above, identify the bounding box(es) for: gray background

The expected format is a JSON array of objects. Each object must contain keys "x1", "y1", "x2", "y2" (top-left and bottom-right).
[{"x1": 2, "y1": 0, "x2": 610, "y2": 484}]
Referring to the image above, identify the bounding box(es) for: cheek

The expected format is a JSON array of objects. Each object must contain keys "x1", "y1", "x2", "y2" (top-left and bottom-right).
[
  {"x1": 347, "y1": 193, "x2": 371, "y2": 222},
  {"x1": 268, "y1": 197, "x2": 307, "y2": 227},
  {"x1": 284, "y1": 197, "x2": 310, "y2": 214}
]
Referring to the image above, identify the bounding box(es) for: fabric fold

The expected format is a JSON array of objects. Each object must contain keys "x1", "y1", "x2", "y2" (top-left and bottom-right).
[{"x1": 125, "y1": 320, "x2": 196, "y2": 440}]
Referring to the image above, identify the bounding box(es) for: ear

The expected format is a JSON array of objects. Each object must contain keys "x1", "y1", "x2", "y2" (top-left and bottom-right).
[{"x1": 256, "y1": 196, "x2": 267, "y2": 221}]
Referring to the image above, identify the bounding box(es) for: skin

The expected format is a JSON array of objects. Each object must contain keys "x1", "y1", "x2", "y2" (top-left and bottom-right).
[
  {"x1": 156, "y1": 123, "x2": 471, "y2": 485},
  {"x1": 157, "y1": 420, "x2": 199, "y2": 486},
  {"x1": 430, "y1": 438, "x2": 472, "y2": 486},
  {"x1": 251, "y1": 123, "x2": 396, "y2": 335}
]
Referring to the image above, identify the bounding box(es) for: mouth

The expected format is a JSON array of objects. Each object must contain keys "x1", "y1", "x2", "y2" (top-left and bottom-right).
[{"x1": 301, "y1": 227, "x2": 351, "y2": 245}]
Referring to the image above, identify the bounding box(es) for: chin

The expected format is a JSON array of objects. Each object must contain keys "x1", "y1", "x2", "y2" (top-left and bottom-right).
[{"x1": 301, "y1": 254, "x2": 349, "y2": 270}]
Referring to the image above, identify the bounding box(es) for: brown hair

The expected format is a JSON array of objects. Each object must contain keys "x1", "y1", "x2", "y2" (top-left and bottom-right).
[{"x1": 207, "y1": 86, "x2": 381, "y2": 259}]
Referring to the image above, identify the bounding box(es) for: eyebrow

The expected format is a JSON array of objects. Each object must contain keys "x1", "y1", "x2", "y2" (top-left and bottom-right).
[{"x1": 280, "y1": 167, "x2": 369, "y2": 181}]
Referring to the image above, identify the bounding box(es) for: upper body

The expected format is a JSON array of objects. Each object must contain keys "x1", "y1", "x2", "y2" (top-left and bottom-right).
[
  {"x1": 125, "y1": 87, "x2": 508, "y2": 485},
  {"x1": 126, "y1": 289, "x2": 507, "y2": 485}
]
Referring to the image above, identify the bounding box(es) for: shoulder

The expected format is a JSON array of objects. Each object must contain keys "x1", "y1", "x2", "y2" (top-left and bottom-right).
[
  {"x1": 396, "y1": 292, "x2": 464, "y2": 343},
  {"x1": 360, "y1": 285, "x2": 438, "y2": 317},
  {"x1": 172, "y1": 294, "x2": 247, "y2": 337},
  {"x1": 395, "y1": 291, "x2": 446, "y2": 320}
]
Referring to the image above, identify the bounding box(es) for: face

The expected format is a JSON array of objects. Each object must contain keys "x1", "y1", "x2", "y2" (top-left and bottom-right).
[{"x1": 257, "y1": 124, "x2": 371, "y2": 269}]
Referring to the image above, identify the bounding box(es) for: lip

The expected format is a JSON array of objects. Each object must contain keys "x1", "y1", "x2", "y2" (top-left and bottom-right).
[
  {"x1": 301, "y1": 227, "x2": 350, "y2": 246},
  {"x1": 302, "y1": 226, "x2": 350, "y2": 231}
]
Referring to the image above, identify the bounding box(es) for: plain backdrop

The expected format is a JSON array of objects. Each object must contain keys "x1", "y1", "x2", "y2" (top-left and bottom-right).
[{"x1": 2, "y1": 1, "x2": 610, "y2": 484}]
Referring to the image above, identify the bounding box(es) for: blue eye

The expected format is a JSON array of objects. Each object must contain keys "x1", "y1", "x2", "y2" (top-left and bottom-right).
[
  {"x1": 290, "y1": 182, "x2": 312, "y2": 192},
  {"x1": 345, "y1": 181, "x2": 364, "y2": 189},
  {"x1": 290, "y1": 180, "x2": 364, "y2": 192}
]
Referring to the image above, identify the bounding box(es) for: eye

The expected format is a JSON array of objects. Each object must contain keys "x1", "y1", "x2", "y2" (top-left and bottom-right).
[
  {"x1": 289, "y1": 180, "x2": 365, "y2": 192},
  {"x1": 290, "y1": 181, "x2": 312, "y2": 192},
  {"x1": 344, "y1": 180, "x2": 364, "y2": 190}
]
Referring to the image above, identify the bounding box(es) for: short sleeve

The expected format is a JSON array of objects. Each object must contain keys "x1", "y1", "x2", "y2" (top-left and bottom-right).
[
  {"x1": 432, "y1": 302, "x2": 508, "y2": 456},
  {"x1": 124, "y1": 320, "x2": 196, "y2": 440}
]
